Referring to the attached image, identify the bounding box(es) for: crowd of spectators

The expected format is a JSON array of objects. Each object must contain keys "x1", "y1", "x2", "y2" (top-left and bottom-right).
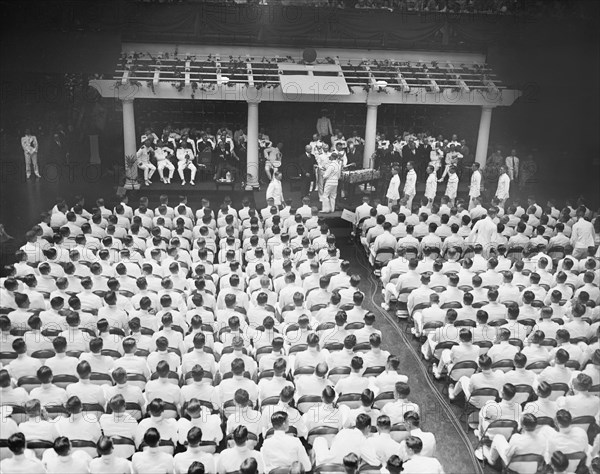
[
  {"x1": 355, "y1": 188, "x2": 600, "y2": 471},
  {"x1": 0, "y1": 191, "x2": 445, "y2": 473}
]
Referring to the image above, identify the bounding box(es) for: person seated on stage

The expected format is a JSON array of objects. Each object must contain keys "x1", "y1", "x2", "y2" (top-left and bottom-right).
[
  {"x1": 177, "y1": 142, "x2": 197, "y2": 186},
  {"x1": 214, "y1": 141, "x2": 239, "y2": 182},
  {"x1": 136, "y1": 139, "x2": 156, "y2": 187},
  {"x1": 154, "y1": 140, "x2": 175, "y2": 184},
  {"x1": 264, "y1": 142, "x2": 283, "y2": 182}
]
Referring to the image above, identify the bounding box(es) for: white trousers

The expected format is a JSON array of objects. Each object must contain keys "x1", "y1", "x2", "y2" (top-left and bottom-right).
[
  {"x1": 322, "y1": 182, "x2": 338, "y2": 213},
  {"x1": 405, "y1": 193, "x2": 415, "y2": 211},
  {"x1": 468, "y1": 196, "x2": 479, "y2": 210},
  {"x1": 138, "y1": 162, "x2": 156, "y2": 181},
  {"x1": 157, "y1": 160, "x2": 175, "y2": 179},
  {"x1": 25, "y1": 152, "x2": 40, "y2": 177},
  {"x1": 178, "y1": 162, "x2": 197, "y2": 181}
]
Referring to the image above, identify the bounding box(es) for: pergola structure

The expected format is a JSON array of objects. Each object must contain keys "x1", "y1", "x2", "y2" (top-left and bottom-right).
[{"x1": 90, "y1": 43, "x2": 521, "y2": 190}]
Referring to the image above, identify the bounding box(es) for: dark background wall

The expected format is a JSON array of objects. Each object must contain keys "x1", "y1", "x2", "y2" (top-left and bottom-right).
[{"x1": 1, "y1": 1, "x2": 598, "y2": 203}]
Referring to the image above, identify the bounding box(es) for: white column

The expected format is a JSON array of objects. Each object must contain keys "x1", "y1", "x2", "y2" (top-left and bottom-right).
[
  {"x1": 122, "y1": 99, "x2": 138, "y2": 189},
  {"x1": 363, "y1": 100, "x2": 380, "y2": 169},
  {"x1": 474, "y1": 105, "x2": 493, "y2": 166},
  {"x1": 245, "y1": 99, "x2": 260, "y2": 190}
]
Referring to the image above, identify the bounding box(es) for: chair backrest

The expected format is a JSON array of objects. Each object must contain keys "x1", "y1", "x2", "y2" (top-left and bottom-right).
[
  {"x1": 454, "y1": 319, "x2": 476, "y2": 328},
  {"x1": 468, "y1": 388, "x2": 499, "y2": 409},
  {"x1": 101, "y1": 349, "x2": 123, "y2": 359},
  {"x1": 432, "y1": 341, "x2": 458, "y2": 361},
  {"x1": 316, "y1": 322, "x2": 335, "y2": 333},
  {"x1": 570, "y1": 415, "x2": 595, "y2": 435},
  {"x1": 297, "y1": 395, "x2": 322, "y2": 414},
  {"x1": 5, "y1": 405, "x2": 27, "y2": 425},
  {"x1": 53, "y1": 374, "x2": 78, "y2": 389},
  {"x1": 69, "y1": 439, "x2": 97, "y2": 458},
  {"x1": 483, "y1": 419, "x2": 518, "y2": 441},
  {"x1": 30, "y1": 350, "x2": 56, "y2": 362},
  {"x1": 261, "y1": 396, "x2": 280, "y2": 409},
  {"x1": 535, "y1": 417, "x2": 555, "y2": 429},
  {"x1": 525, "y1": 361, "x2": 549, "y2": 375},
  {"x1": 25, "y1": 440, "x2": 53, "y2": 459},
  {"x1": 17, "y1": 376, "x2": 41, "y2": 393},
  {"x1": 491, "y1": 359, "x2": 515, "y2": 373},
  {"x1": 324, "y1": 342, "x2": 344, "y2": 352},
  {"x1": 328, "y1": 366, "x2": 351, "y2": 385},
  {"x1": 352, "y1": 342, "x2": 371, "y2": 354},
  {"x1": 345, "y1": 322, "x2": 364, "y2": 331},
  {"x1": 373, "y1": 391, "x2": 395, "y2": 410},
  {"x1": 162, "y1": 402, "x2": 179, "y2": 419},
  {"x1": 512, "y1": 385, "x2": 534, "y2": 406},
  {"x1": 110, "y1": 435, "x2": 136, "y2": 459},
  {"x1": 90, "y1": 372, "x2": 114, "y2": 386},
  {"x1": 289, "y1": 344, "x2": 308, "y2": 355},
  {"x1": 82, "y1": 403, "x2": 105, "y2": 419},
  {"x1": 126, "y1": 373, "x2": 147, "y2": 391},
  {"x1": 488, "y1": 319, "x2": 507, "y2": 327},
  {"x1": 0, "y1": 352, "x2": 17, "y2": 365},
  {"x1": 336, "y1": 393, "x2": 363, "y2": 410},
  {"x1": 548, "y1": 382, "x2": 569, "y2": 401},
  {"x1": 293, "y1": 366, "x2": 315, "y2": 378},
  {"x1": 307, "y1": 426, "x2": 339, "y2": 447},
  {"x1": 473, "y1": 340, "x2": 493, "y2": 355},
  {"x1": 389, "y1": 423, "x2": 409, "y2": 443},
  {"x1": 540, "y1": 338, "x2": 557, "y2": 348},
  {"x1": 564, "y1": 451, "x2": 587, "y2": 473},
  {"x1": 314, "y1": 464, "x2": 346, "y2": 474},
  {"x1": 362, "y1": 366, "x2": 385, "y2": 378},
  {"x1": 505, "y1": 453, "x2": 544, "y2": 474},
  {"x1": 448, "y1": 361, "x2": 478, "y2": 383}
]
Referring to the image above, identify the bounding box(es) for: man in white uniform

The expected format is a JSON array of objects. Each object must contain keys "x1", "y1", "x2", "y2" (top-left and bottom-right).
[
  {"x1": 154, "y1": 141, "x2": 175, "y2": 184},
  {"x1": 468, "y1": 162, "x2": 482, "y2": 210},
  {"x1": 505, "y1": 149, "x2": 519, "y2": 182},
  {"x1": 177, "y1": 143, "x2": 197, "y2": 186},
  {"x1": 495, "y1": 165, "x2": 510, "y2": 207},
  {"x1": 136, "y1": 140, "x2": 156, "y2": 186},
  {"x1": 386, "y1": 166, "x2": 401, "y2": 207},
  {"x1": 446, "y1": 166, "x2": 459, "y2": 206},
  {"x1": 424, "y1": 165, "x2": 437, "y2": 207},
  {"x1": 403, "y1": 162, "x2": 417, "y2": 211},
  {"x1": 321, "y1": 153, "x2": 341, "y2": 213},
  {"x1": 266, "y1": 172, "x2": 284, "y2": 206}
]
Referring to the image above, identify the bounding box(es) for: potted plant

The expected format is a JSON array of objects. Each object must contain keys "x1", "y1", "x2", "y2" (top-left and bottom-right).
[{"x1": 124, "y1": 154, "x2": 140, "y2": 189}]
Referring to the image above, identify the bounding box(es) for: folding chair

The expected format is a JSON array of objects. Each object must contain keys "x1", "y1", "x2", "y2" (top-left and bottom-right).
[
  {"x1": 70, "y1": 439, "x2": 97, "y2": 458},
  {"x1": 297, "y1": 395, "x2": 322, "y2": 414},
  {"x1": 503, "y1": 453, "x2": 544, "y2": 474},
  {"x1": 328, "y1": 366, "x2": 350, "y2": 385},
  {"x1": 336, "y1": 393, "x2": 363, "y2": 410},
  {"x1": 307, "y1": 426, "x2": 339, "y2": 448},
  {"x1": 373, "y1": 391, "x2": 395, "y2": 410},
  {"x1": 362, "y1": 366, "x2": 385, "y2": 378},
  {"x1": 314, "y1": 464, "x2": 346, "y2": 474},
  {"x1": 491, "y1": 359, "x2": 515, "y2": 373},
  {"x1": 462, "y1": 387, "x2": 499, "y2": 431},
  {"x1": 389, "y1": 423, "x2": 409, "y2": 443},
  {"x1": 447, "y1": 360, "x2": 478, "y2": 383},
  {"x1": 352, "y1": 342, "x2": 371, "y2": 354},
  {"x1": 512, "y1": 384, "x2": 534, "y2": 406},
  {"x1": 547, "y1": 382, "x2": 568, "y2": 401},
  {"x1": 525, "y1": 361, "x2": 549, "y2": 375}
]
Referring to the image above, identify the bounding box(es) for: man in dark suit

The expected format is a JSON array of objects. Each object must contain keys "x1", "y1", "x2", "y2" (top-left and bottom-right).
[
  {"x1": 401, "y1": 139, "x2": 418, "y2": 179},
  {"x1": 417, "y1": 139, "x2": 432, "y2": 180},
  {"x1": 298, "y1": 145, "x2": 316, "y2": 197},
  {"x1": 47, "y1": 133, "x2": 68, "y2": 165}
]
